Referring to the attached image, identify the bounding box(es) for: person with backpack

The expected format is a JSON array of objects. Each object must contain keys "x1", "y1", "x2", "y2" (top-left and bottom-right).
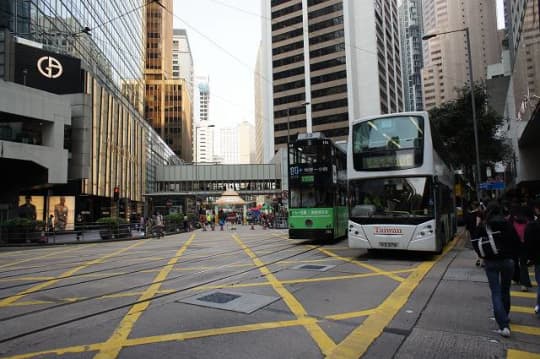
[
  {"x1": 525, "y1": 200, "x2": 540, "y2": 316},
  {"x1": 465, "y1": 201, "x2": 484, "y2": 266},
  {"x1": 472, "y1": 201, "x2": 521, "y2": 337},
  {"x1": 508, "y1": 205, "x2": 534, "y2": 291}
]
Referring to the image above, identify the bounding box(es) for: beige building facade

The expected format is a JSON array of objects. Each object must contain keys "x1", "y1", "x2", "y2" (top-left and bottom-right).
[
  {"x1": 145, "y1": 0, "x2": 193, "y2": 161},
  {"x1": 422, "y1": 0, "x2": 499, "y2": 109}
]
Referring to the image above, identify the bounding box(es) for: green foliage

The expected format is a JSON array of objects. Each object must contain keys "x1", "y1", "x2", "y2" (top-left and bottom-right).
[
  {"x1": 165, "y1": 213, "x2": 184, "y2": 225},
  {"x1": 429, "y1": 84, "x2": 512, "y2": 177},
  {"x1": 96, "y1": 217, "x2": 128, "y2": 227}
]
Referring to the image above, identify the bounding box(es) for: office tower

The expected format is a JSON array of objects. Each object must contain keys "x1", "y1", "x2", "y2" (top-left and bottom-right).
[
  {"x1": 145, "y1": 0, "x2": 193, "y2": 161},
  {"x1": 172, "y1": 29, "x2": 194, "y2": 95},
  {"x1": 219, "y1": 127, "x2": 239, "y2": 164},
  {"x1": 238, "y1": 121, "x2": 256, "y2": 164},
  {"x1": 421, "y1": 0, "x2": 499, "y2": 110},
  {"x1": 0, "y1": 0, "x2": 179, "y2": 221},
  {"x1": 399, "y1": 0, "x2": 424, "y2": 111},
  {"x1": 262, "y1": 0, "x2": 404, "y2": 152},
  {"x1": 193, "y1": 76, "x2": 215, "y2": 163}
]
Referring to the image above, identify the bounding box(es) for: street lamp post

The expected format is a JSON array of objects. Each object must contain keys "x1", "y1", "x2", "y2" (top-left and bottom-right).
[{"x1": 422, "y1": 28, "x2": 482, "y2": 203}]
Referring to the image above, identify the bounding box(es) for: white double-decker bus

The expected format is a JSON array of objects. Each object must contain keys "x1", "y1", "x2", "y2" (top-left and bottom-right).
[{"x1": 347, "y1": 112, "x2": 455, "y2": 253}]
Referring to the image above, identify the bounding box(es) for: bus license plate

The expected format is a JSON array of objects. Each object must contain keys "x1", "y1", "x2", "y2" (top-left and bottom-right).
[{"x1": 379, "y1": 242, "x2": 398, "y2": 248}]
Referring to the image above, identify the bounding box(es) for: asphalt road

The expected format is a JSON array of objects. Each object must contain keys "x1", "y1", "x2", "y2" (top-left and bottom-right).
[{"x1": 0, "y1": 226, "x2": 537, "y2": 358}]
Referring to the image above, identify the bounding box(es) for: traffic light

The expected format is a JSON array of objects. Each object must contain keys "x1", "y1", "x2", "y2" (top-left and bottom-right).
[{"x1": 113, "y1": 186, "x2": 120, "y2": 201}]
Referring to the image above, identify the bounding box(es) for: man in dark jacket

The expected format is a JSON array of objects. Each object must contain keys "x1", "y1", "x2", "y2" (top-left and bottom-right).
[
  {"x1": 525, "y1": 200, "x2": 540, "y2": 316},
  {"x1": 476, "y1": 201, "x2": 521, "y2": 337}
]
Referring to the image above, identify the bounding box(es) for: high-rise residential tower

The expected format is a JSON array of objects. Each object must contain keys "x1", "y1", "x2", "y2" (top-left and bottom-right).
[
  {"x1": 145, "y1": 0, "x2": 193, "y2": 161},
  {"x1": 399, "y1": 0, "x2": 424, "y2": 111},
  {"x1": 262, "y1": 0, "x2": 404, "y2": 152},
  {"x1": 421, "y1": 0, "x2": 499, "y2": 110}
]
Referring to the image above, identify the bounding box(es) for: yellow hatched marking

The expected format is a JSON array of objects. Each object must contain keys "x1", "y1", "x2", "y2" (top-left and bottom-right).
[
  {"x1": 325, "y1": 309, "x2": 376, "y2": 321},
  {"x1": 511, "y1": 305, "x2": 535, "y2": 314},
  {"x1": 3, "y1": 318, "x2": 313, "y2": 359},
  {"x1": 511, "y1": 291, "x2": 536, "y2": 299},
  {"x1": 317, "y1": 247, "x2": 406, "y2": 283},
  {"x1": 194, "y1": 269, "x2": 415, "y2": 291},
  {"x1": 507, "y1": 349, "x2": 540, "y2": 359},
  {"x1": 232, "y1": 234, "x2": 336, "y2": 356},
  {"x1": 0, "y1": 241, "x2": 146, "y2": 308},
  {"x1": 511, "y1": 324, "x2": 540, "y2": 336},
  {"x1": 92, "y1": 234, "x2": 196, "y2": 359},
  {"x1": 0, "y1": 244, "x2": 97, "y2": 270},
  {"x1": 326, "y1": 239, "x2": 456, "y2": 359}
]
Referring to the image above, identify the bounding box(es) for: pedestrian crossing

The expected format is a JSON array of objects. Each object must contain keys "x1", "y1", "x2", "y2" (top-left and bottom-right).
[{"x1": 507, "y1": 273, "x2": 539, "y2": 358}]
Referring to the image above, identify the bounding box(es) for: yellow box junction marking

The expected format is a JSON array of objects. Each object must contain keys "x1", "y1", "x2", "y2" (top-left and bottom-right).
[
  {"x1": 232, "y1": 234, "x2": 336, "y2": 356},
  {"x1": 0, "y1": 241, "x2": 146, "y2": 308},
  {"x1": 317, "y1": 247, "x2": 406, "y2": 283},
  {"x1": 0, "y1": 244, "x2": 97, "y2": 270},
  {"x1": 92, "y1": 233, "x2": 196, "y2": 359},
  {"x1": 326, "y1": 239, "x2": 457, "y2": 359},
  {"x1": 507, "y1": 349, "x2": 540, "y2": 359}
]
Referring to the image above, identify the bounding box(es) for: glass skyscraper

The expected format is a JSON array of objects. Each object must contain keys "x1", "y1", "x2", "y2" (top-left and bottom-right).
[{"x1": 0, "y1": 0, "x2": 179, "y2": 220}]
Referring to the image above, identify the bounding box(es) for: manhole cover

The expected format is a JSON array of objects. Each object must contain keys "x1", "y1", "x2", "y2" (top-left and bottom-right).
[
  {"x1": 197, "y1": 292, "x2": 241, "y2": 304},
  {"x1": 300, "y1": 265, "x2": 326, "y2": 270},
  {"x1": 292, "y1": 264, "x2": 336, "y2": 272},
  {"x1": 179, "y1": 290, "x2": 280, "y2": 313}
]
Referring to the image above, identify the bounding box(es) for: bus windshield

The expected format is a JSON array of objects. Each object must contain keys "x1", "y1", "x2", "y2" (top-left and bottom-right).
[
  {"x1": 290, "y1": 186, "x2": 332, "y2": 208},
  {"x1": 349, "y1": 177, "x2": 434, "y2": 220},
  {"x1": 352, "y1": 116, "x2": 424, "y2": 171}
]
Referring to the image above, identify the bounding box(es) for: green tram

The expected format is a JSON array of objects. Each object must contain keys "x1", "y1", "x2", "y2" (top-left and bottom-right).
[{"x1": 288, "y1": 133, "x2": 348, "y2": 240}]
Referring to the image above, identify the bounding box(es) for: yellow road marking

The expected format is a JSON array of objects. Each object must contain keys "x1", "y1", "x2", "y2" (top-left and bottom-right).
[
  {"x1": 0, "y1": 244, "x2": 97, "y2": 270},
  {"x1": 511, "y1": 305, "x2": 535, "y2": 314},
  {"x1": 232, "y1": 234, "x2": 336, "y2": 356},
  {"x1": 93, "y1": 234, "x2": 196, "y2": 359},
  {"x1": 325, "y1": 309, "x2": 376, "y2": 321},
  {"x1": 0, "y1": 241, "x2": 146, "y2": 308},
  {"x1": 317, "y1": 247, "x2": 406, "y2": 283},
  {"x1": 326, "y1": 239, "x2": 456, "y2": 359},
  {"x1": 511, "y1": 291, "x2": 536, "y2": 299},
  {"x1": 507, "y1": 349, "x2": 540, "y2": 358},
  {"x1": 4, "y1": 318, "x2": 313, "y2": 359},
  {"x1": 194, "y1": 269, "x2": 416, "y2": 291},
  {"x1": 511, "y1": 324, "x2": 540, "y2": 336}
]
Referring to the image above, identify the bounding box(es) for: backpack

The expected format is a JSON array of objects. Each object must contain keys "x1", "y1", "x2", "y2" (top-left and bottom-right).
[{"x1": 470, "y1": 225, "x2": 502, "y2": 259}]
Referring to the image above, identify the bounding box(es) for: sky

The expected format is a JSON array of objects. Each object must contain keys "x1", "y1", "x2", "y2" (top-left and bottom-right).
[
  {"x1": 173, "y1": 0, "x2": 263, "y2": 129},
  {"x1": 172, "y1": 0, "x2": 505, "y2": 129}
]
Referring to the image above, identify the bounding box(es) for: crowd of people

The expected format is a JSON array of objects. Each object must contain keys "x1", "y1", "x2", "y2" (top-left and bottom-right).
[{"x1": 465, "y1": 196, "x2": 540, "y2": 338}]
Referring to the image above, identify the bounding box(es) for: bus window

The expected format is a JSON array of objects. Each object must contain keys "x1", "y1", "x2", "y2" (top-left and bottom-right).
[{"x1": 352, "y1": 116, "x2": 424, "y2": 171}]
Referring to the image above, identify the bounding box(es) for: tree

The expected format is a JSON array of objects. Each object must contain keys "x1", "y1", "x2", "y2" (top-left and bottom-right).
[{"x1": 429, "y1": 84, "x2": 512, "y2": 182}]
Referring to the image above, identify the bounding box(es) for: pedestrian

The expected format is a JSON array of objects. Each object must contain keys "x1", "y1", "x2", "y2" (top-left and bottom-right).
[
  {"x1": 473, "y1": 201, "x2": 520, "y2": 338},
  {"x1": 465, "y1": 201, "x2": 484, "y2": 266},
  {"x1": 525, "y1": 200, "x2": 540, "y2": 316},
  {"x1": 140, "y1": 216, "x2": 145, "y2": 233},
  {"x1": 508, "y1": 205, "x2": 533, "y2": 291},
  {"x1": 183, "y1": 214, "x2": 189, "y2": 232},
  {"x1": 218, "y1": 209, "x2": 226, "y2": 231}
]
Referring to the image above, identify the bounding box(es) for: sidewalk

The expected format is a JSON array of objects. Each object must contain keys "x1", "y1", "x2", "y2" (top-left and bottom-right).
[{"x1": 365, "y1": 231, "x2": 540, "y2": 358}]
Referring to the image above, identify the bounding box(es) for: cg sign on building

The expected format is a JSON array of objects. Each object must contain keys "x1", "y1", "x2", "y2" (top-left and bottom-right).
[{"x1": 14, "y1": 43, "x2": 83, "y2": 94}]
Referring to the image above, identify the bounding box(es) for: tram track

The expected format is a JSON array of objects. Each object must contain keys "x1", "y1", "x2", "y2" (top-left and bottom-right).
[
  {"x1": 0, "y1": 238, "x2": 326, "y2": 345},
  {"x1": 0, "y1": 233, "x2": 291, "y2": 290}
]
